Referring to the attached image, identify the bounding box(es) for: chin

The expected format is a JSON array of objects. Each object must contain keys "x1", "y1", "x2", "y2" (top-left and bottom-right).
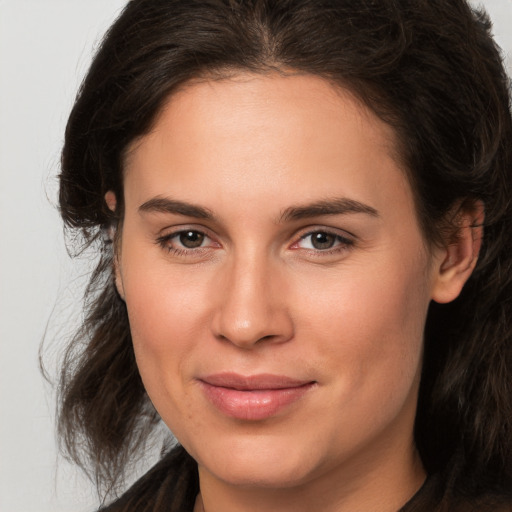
[
  {"x1": 194, "y1": 435, "x2": 323, "y2": 489},
  {"x1": 211, "y1": 462, "x2": 316, "y2": 489}
]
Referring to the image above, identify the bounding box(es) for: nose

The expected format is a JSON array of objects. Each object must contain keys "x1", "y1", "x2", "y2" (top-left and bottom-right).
[{"x1": 211, "y1": 255, "x2": 294, "y2": 349}]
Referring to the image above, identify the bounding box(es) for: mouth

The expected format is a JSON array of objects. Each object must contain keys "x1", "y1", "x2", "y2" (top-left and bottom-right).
[{"x1": 198, "y1": 373, "x2": 316, "y2": 421}]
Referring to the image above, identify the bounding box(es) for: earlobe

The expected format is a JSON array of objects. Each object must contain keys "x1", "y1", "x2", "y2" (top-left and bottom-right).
[
  {"x1": 105, "y1": 190, "x2": 117, "y2": 212},
  {"x1": 113, "y1": 259, "x2": 126, "y2": 302},
  {"x1": 431, "y1": 201, "x2": 484, "y2": 304}
]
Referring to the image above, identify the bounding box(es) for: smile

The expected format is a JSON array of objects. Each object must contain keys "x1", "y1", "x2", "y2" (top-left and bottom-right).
[{"x1": 198, "y1": 373, "x2": 316, "y2": 421}]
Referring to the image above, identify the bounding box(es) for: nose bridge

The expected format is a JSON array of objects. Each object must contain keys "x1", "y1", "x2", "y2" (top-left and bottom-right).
[{"x1": 212, "y1": 246, "x2": 292, "y2": 348}]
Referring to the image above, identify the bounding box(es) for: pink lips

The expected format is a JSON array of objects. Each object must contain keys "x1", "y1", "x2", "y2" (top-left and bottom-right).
[{"x1": 199, "y1": 373, "x2": 315, "y2": 421}]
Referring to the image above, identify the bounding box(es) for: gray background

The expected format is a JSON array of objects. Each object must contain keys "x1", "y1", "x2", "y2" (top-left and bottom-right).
[{"x1": 0, "y1": 1, "x2": 511, "y2": 510}]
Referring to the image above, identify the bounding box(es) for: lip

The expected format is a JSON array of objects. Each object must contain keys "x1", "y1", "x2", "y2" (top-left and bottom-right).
[{"x1": 198, "y1": 373, "x2": 316, "y2": 421}]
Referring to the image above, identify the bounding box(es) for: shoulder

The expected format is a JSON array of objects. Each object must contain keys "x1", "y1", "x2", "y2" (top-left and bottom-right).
[
  {"x1": 441, "y1": 492, "x2": 512, "y2": 512},
  {"x1": 401, "y1": 473, "x2": 512, "y2": 512}
]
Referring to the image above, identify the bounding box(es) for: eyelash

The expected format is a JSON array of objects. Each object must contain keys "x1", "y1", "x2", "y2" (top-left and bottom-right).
[
  {"x1": 155, "y1": 228, "x2": 354, "y2": 257},
  {"x1": 292, "y1": 229, "x2": 354, "y2": 256},
  {"x1": 155, "y1": 229, "x2": 217, "y2": 256}
]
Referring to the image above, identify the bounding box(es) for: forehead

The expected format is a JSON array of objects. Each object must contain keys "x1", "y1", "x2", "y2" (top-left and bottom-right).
[
  {"x1": 129, "y1": 72, "x2": 399, "y2": 159},
  {"x1": 123, "y1": 72, "x2": 413, "y2": 223}
]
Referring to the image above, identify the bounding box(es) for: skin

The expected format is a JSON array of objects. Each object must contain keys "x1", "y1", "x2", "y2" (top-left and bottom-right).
[{"x1": 108, "y1": 73, "x2": 482, "y2": 512}]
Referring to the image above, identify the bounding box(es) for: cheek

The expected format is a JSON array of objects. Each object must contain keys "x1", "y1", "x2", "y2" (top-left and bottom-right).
[
  {"x1": 120, "y1": 249, "x2": 214, "y2": 412},
  {"x1": 123, "y1": 243, "x2": 209, "y2": 342},
  {"x1": 294, "y1": 254, "x2": 429, "y2": 407}
]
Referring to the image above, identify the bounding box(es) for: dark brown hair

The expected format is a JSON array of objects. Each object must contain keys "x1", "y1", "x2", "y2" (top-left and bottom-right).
[{"x1": 56, "y1": 0, "x2": 512, "y2": 510}]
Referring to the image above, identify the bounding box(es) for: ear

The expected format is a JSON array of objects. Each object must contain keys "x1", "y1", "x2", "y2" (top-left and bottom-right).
[
  {"x1": 105, "y1": 190, "x2": 117, "y2": 212},
  {"x1": 104, "y1": 191, "x2": 125, "y2": 301},
  {"x1": 431, "y1": 201, "x2": 484, "y2": 304}
]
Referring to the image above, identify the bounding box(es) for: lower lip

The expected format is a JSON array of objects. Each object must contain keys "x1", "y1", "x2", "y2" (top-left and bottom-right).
[{"x1": 199, "y1": 381, "x2": 315, "y2": 421}]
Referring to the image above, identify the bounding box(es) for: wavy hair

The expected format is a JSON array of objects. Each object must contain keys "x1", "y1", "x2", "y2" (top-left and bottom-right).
[{"x1": 55, "y1": 0, "x2": 512, "y2": 509}]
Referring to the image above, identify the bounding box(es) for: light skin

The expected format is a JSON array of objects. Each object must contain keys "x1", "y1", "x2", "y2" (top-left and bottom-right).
[{"x1": 106, "y1": 73, "x2": 482, "y2": 512}]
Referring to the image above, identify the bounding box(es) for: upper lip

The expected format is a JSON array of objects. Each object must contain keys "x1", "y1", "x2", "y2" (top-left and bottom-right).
[{"x1": 200, "y1": 372, "x2": 314, "y2": 390}]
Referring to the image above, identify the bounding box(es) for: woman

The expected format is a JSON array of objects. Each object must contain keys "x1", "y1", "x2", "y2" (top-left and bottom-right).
[{"x1": 56, "y1": 0, "x2": 512, "y2": 511}]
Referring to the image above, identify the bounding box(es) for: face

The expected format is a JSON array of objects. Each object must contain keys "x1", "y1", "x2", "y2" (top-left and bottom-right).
[{"x1": 115, "y1": 73, "x2": 443, "y2": 492}]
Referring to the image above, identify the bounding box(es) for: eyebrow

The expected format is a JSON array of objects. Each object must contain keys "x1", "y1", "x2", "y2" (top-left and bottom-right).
[
  {"x1": 138, "y1": 197, "x2": 213, "y2": 219},
  {"x1": 138, "y1": 196, "x2": 379, "y2": 222},
  {"x1": 280, "y1": 198, "x2": 379, "y2": 222}
]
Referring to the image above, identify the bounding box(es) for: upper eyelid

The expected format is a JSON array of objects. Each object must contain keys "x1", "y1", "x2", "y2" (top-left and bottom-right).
[
  {"x1": 158, "y1": 229, "x2": 213, "y2": 243},
  {"x1": 155, "y1": 226, "x2": 213, "y2": 244},
  {"x1": 295, "y1": 225, "x2": 356, "y2": 240},
  {"x1": 293, "y1": 232, "x2": 354, "y2": 249},
  {"x1": 157, "y1": 224, "x2": 216, "y2": 238},
  {"x1": 158, "y1": 226, "x2": 354, "y2": 237}
]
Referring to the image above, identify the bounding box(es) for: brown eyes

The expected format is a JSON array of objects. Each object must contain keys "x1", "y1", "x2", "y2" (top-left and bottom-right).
[
  {"x1": 294, "y1": 230, "x2": 353, "y2": 251},
  {"x1": 309, "y1": 232, "x2": 337, "y2": 250},
  {"x1": 179, "y1": 230, "x2": 206, "y2": 248},
  {"x1": 156, "y1": 229, "x2": 214, "y2": 254},
  {"x1": 157, "y1": 228, "x2": 353, "y2": 256}
]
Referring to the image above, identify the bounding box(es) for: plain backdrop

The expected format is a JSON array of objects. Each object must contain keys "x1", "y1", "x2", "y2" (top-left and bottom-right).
[{"x1": 0, "y1": 1, "x2": 511, "y2": 511}]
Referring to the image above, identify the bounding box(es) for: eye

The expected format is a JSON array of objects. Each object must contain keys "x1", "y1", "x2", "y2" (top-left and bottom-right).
[
  {"x1": 177, "y1": 230, "x2": 206, "y2": 249},
  {"x1": 293, "y1": 230, "x2": 353, "y2": 252},
  {"x1": 156, "y1": 228, "x2": 218, "y2": 254},
  {"x1": 301, "y1": 232, "x2": 338, "y2": 250}
]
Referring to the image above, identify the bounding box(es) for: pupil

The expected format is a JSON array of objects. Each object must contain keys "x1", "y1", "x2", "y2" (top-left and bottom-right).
[
  {"x1": 311, "y1": 232, "x2": 335, "y2": 250},
  {"x1": 180, "y1": 231, "x2": 204, "y2": 248}
]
